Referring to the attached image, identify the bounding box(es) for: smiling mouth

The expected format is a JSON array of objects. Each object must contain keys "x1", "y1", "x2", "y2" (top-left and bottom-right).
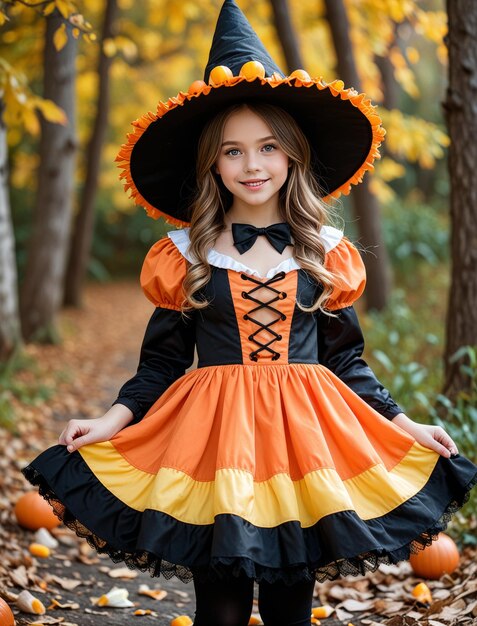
[{"x1": 240, "y1": 179, "x2": 269, "y2": 188}]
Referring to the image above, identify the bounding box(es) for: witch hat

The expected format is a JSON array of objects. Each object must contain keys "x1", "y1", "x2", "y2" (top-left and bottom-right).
[{"x1": 117, "y1": 0, "x2": 385, "y2": 226}]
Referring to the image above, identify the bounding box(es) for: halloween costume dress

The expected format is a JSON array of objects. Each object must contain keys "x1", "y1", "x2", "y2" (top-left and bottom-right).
[{"x1": 22, "y1": 226, "x2": 477, "y2": 584}]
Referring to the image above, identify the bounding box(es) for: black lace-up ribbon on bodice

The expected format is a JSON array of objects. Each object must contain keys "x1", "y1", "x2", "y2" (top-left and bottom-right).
[{"x1": 240, "y1": 271, "x2": 287, "y2": 361}]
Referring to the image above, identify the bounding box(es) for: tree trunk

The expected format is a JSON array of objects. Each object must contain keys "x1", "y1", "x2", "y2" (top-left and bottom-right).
[
  {"x1": 269, "y1": 0, "x2": 304, "y2": 72},
  {"x1": 442, "y1": 0, "x2": 477, "y2": 399},
  {"x1": 64, "y1": 0, "x2": 118, "y2": 307},
  {"x1": 375, "y1": 53, "x2": 399, "y2": 111},
  {"x1": 19, "y1": 12, "x2": 77, "y2": 342},
  {"x1": 323, "y1": 0, "x2": 392, "y2": 311},
  {"x1": 0, "y1": 100, "x2": 22, "y2": 361}
]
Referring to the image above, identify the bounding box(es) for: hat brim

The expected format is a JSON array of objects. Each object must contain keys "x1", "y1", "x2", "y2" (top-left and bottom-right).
[{"x1": 117, "y1": 75, "x2": 385, "y2": 226}]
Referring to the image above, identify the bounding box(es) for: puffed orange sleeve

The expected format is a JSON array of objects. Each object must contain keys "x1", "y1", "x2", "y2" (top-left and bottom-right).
[
  {"x1": 140, "y1": 236, "x2": 188, "y2": 310},
  {"x1": 324, "y1": 237, "x2": 366, "y2": 310}
]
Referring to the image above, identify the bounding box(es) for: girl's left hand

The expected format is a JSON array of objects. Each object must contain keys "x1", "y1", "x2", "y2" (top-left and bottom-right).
[{"x1": 392, "y1": 413, "x2": 459, "y2": 458}]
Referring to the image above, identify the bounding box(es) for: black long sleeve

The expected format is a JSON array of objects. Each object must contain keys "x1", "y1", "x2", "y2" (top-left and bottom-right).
[
  {"x1": 316, "y1": 305, "x2": 403, "y2": 420},
  {"x1": 112, "y1": 306, "x2": 196, "y2": 424}
]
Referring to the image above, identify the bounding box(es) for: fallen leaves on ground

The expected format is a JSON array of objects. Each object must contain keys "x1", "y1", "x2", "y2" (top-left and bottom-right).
[{"x1": 313, "y1": 558, "x2": 477, "y2": 625}]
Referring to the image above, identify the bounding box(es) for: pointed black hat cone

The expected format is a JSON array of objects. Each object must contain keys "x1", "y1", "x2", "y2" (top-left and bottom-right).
[{"x1": 204, "y1": 0, "x2": 284, "y2": 80}]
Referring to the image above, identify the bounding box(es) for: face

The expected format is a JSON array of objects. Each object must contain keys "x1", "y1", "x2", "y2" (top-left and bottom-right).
[{"x1": 214, "y1": 107, "x2": 290, "y2": 211}]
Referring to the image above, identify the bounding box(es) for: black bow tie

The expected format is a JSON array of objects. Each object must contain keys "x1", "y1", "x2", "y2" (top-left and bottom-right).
[{"x1": 231, "y1": 222, "x2": 293, "y2": 255}]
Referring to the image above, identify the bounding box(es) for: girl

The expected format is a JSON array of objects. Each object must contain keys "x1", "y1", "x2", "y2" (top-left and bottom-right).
[{"x1": 23, "y1": 2, "x2": 477, "y2": 626}]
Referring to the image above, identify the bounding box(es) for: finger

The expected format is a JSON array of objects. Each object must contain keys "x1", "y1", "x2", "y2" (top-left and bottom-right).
[
  {"x1": 67, "y1": 433, "x2": 93, "y2": 453},
  {"x1": 63, "y1": 423, "x2": 85, "y2": 448},
  {"x1": 434, "y1": 443, "x2": 451, "y2": 458},
  {"x1": 65, "y1": 428, "x2": 79, "y2": 446},
  {"x1": 58, "y1": 426, "x2": 77, "y2": 447},
  {"x1": 434, "y1": 429, "x2": 459, "y2": 456},
  {"x1": 424, "y1": 438, "x2": 451, "y2": 458},
  {"x1": 436, "y1": 444, "x2": 452, "y2": 458}
]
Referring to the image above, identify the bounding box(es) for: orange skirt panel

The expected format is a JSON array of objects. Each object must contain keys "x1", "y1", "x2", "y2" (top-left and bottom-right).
[{"x1": 111, "y1": 363, "x2": 416, "y2": 482}]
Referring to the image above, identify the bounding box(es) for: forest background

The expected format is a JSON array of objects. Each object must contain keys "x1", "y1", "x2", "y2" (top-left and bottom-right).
[{"x1": 0, "y1": 0, "x2": 476, "y2": 534}]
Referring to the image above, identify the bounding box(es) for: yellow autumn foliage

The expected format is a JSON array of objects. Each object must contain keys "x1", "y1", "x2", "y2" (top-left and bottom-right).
[
  {"x1": 53, "y1": 23, "x2": 68, "y2": 52},
  {"x1": 377, "y1": 157, "x2": 407, "y2": 182},
  {"x1": 0, "y1": 60, "x2": 66, "y2": 137},
  {"x1": 10, "y1": 151, "x2": 39, "y2": 190},
  {"x1": 34, "y1": 98, "x2": 68, "y2": 124},
  {"x1": 381, "y1": 109, "x2": 450, "y2": 168}
]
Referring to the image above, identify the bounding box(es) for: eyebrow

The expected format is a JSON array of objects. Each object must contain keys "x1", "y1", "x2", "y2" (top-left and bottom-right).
[{"x1": 221, "y1": 135, "x2": 276, "y2": 146}]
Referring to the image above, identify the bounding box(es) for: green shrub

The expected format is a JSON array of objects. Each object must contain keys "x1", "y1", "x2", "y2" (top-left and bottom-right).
[
  {"x1": 363, "y1": 289, "x2": 443, "y2": 415},
  {"x1": 382, "y1": 200, "x2": 448, "y2": 268}
]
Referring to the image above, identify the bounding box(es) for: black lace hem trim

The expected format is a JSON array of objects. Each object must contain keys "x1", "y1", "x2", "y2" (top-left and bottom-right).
[{"x1": 21, "y1": 465, "x2": 477, "y2": 586}]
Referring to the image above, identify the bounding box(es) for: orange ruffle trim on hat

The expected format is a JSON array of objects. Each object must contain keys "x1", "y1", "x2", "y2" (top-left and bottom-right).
[{"x1": 116, "y1": 75, "x2": 386, "y2": 226}]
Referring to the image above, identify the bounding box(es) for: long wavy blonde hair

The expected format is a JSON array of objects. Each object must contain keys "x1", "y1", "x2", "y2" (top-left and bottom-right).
[{"x1": 181, "y1": 101, "x2": 340, "y2": 314}]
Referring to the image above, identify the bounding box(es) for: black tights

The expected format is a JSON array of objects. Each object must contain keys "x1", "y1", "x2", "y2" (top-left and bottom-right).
[{"x1": 193, "y1": 574, "x2": 315, "y2": 626}]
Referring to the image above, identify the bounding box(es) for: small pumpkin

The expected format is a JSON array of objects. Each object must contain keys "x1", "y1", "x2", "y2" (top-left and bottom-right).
[
  {"x1": 0, "y1": 598, "x2": 15, "y2": 626},
  {"x1": 14, "y1": 491, "x2": 60, "y2": 531},
  {"x1": 239, "y1": 60, "x2": 266, "y2": 80},
  {"x1": 209, "y1": 65, "x2": 233, "y2": 85},
  {"x1": 170, "y1": 617, "x2": 193, "y2": 626},
  {"x1": 409, "y1": 532, "x2": 460, "y2": 579},
  {"x1": 289, "y1": 69, "x2": 311, "y2": 82},
  {"x1": 187, "y1": 80, "x2": 207, "y2": 95}
]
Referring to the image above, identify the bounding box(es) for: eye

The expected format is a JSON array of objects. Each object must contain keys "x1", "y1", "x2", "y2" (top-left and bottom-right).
[
  {"x1": 225, "y1": 148, "x2": 241, "y2": 156},
  {"x1": 262, "y1": 144, "x2": 278, "y2": 152}
]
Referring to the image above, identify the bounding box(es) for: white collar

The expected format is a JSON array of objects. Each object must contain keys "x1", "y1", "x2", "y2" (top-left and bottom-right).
[{"x1": 167, "y1": 225, "x2": 343, "y2": 279}]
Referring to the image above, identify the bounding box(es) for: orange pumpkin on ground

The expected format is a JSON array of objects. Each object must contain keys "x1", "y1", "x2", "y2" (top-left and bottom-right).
[
  {"x1": 0, "y1": 598, "x2": 15, "y2": 626},
  {"x1": 170, "y1": 617, "x2": 193, "y2": 626},
  {"x1": 14, "y1": 492, "x2": 60, "y2": 530},
  {"x1": 409, "y1": 532, "x2": 460, "y2": 579}
]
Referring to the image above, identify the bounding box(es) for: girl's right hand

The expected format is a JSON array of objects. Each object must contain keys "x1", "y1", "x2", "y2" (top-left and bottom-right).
[{"x1": 58, "y1": 405, "x2": 135, "y2": 452}]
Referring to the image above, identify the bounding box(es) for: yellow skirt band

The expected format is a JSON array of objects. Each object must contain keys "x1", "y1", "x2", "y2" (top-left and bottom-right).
[{"x1": 80, "y1": 440, "x2": 439, "y2": 528}]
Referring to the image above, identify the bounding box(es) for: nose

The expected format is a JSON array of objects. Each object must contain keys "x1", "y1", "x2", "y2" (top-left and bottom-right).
[{"x1": 243, "y1": 151, "x2": 261, "y2": 172}]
